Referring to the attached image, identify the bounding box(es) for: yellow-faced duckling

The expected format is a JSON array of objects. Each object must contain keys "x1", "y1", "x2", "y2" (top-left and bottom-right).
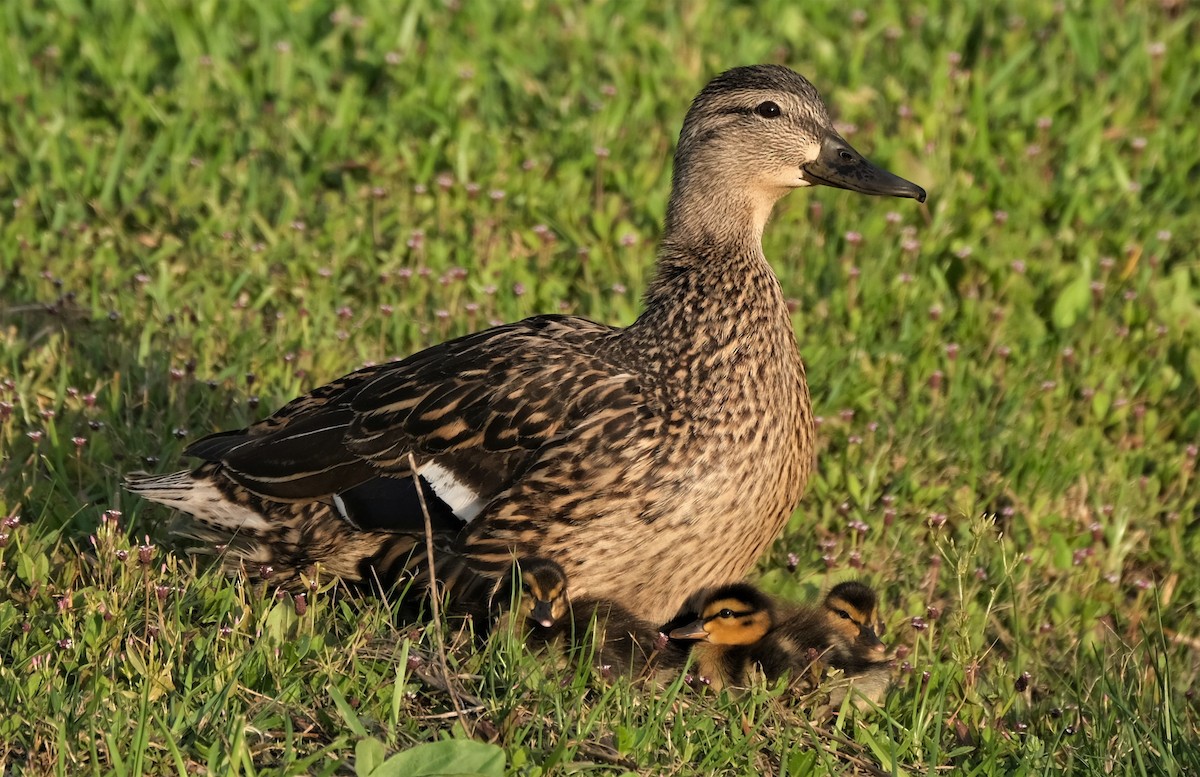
[
  {"x1": 670, "y1": 581, "x2": 890, "y2": 703},
  {"x1": 128, "y1": 65, "x2": 924, "y2": 624}
]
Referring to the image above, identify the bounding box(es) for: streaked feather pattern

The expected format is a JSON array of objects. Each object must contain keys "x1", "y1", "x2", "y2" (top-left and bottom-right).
[{"x1": 127, "y1": 66, "x2": 924, "y2": 622}]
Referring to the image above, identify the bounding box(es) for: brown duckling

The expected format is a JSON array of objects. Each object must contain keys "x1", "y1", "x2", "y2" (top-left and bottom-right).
[
  {"x1": 670, "y1": 581, "x2": 891, "y2": 704},
  {"x1": 497, "y1": 558, "x2": 689, "y2": 677}
]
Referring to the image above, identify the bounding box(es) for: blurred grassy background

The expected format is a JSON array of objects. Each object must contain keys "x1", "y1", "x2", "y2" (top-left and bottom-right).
[{"x1": 1, "y1": 0, "x2": 1198, "y2": 774}]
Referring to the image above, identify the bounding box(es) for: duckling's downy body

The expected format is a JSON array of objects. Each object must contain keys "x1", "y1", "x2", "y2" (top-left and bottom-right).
[
  {"x1": 671, "y1": 581, "x2": 890, "y2": 702},
  {"x1": 127, "y1": 66, "x2": 924, "y2": 623},
  {"x1": 498, "y1": 558, "x2": 688, "y2": 676}
]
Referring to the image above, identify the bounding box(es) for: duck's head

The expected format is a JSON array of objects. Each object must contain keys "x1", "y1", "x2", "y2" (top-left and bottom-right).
[
  {"x1": 667, "y1": 65, "x2": 924, "y2": 240},
  {"x1": 668, "y1": 583, "x2": 775, "y2": 645},
  {"x1": 510, "y1": 557, "x2": 569, "y2": 629},
  {"x1": 822, "y1": 580, "x2": 886, "y2": 658}
]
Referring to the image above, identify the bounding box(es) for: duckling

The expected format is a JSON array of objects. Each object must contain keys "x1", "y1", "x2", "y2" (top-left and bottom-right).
[
  {"x1": 495, "y1": 557, "x2": 690, "y2": 678},
  {"x1": 128, "y1": 65, "x2": 925, "y2": 624},
  {"x1": 670, "y1": 581, "x2": 891, "y2": 703},
  {"x1": 489, "y1": 556, "x2": 571, "y2": 638},
  {"x1": 666, "y1": 583, "x2": 777, "y2": 691}
]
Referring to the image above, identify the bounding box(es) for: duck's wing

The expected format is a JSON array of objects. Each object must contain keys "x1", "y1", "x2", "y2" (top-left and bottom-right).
[{"x1": 188, "y1": 315, "x2": 640, "y2": 525}]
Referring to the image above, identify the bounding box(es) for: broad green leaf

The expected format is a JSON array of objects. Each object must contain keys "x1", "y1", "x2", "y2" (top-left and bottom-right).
[
  {"x1": 1051, "y1": 270, "x2": 1092, "y2": 330},
  {"x1": 355, "y1": 737, "x2": 387, "y2": 777},
  {"x1": 369, "y1": 740, "x2": 505, "y2": 777}
]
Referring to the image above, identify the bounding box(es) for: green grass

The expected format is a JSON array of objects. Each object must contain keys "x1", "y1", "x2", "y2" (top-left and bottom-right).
[{"x1": 2, "y1": 0, "x2": 1199, "y2": 773}]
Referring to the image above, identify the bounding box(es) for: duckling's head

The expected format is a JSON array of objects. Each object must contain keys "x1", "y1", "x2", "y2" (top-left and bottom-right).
[
  {"x1": 511, "y1": 557, "x2": 569, "y2": 629},
  {"x1": 668, "y1": 583, "x2": 775, "y2": 646},
  {"x1": 668, "y1": 65, "x2": 924, "y2": 237},
  {"x1": 822, "y1": 581, "x2": 885, "y2": 657}
]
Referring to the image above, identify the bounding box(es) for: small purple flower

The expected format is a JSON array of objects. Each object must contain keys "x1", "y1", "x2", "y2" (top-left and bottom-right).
[{"x1": 911, "y1": 616, "x2": 928, "y2": 631}]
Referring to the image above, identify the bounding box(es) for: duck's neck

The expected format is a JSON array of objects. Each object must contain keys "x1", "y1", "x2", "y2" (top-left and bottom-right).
[
  {"x1": 660, "y1": 173, "x2": 779, "y2": 250},
  {"x1": 632, "y1": 183, "x2": 795, "y2": 362}
]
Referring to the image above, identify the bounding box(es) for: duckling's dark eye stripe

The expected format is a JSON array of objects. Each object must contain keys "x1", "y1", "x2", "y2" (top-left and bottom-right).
[{"x1": 707, "y1": 608, "x2": 754, "y2": 621}]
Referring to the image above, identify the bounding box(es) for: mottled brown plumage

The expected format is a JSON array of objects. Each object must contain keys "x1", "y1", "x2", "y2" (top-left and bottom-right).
[{"x1": 126, "y1": 65, "x2": 924, "y2": 623}]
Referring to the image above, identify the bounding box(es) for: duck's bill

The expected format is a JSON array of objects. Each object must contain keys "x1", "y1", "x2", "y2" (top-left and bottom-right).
[
  {"x1": 803, "y1": 133, "x2": 926, "y2": 202},
  {"x1": 668, "y1": 619, "x2": 709, "y2": 640},
  {"x1": 530, "y1": 601, "x2": 555, "y2": 629}
]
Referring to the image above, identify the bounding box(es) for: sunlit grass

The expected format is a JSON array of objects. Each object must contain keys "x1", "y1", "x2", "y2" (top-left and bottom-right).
[{"x1": 2, "y1": 0, "x2": 1198, "y2": 774}]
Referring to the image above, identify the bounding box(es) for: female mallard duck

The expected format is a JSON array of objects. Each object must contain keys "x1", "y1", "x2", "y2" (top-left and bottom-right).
[
  {"x1": 127, "y1": 65, "x2": 924, "y2": 623},
  {"x1": 669, "y1": 581, "x2": 890, "y2": 702}
]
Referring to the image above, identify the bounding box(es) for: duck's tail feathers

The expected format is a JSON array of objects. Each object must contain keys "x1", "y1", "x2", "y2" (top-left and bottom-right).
[{"x1": 124, "y1": 467, "x2": 426, "y2": 591}]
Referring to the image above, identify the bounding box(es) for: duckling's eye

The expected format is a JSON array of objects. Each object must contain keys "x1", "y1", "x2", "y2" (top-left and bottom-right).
[
  {"x1": 717, "y1": 608, "x2": 735, "y2": 619},
  {"x1": 835, "y1": 609, "x2": 851, "y2": 621},
  {"x1": 754, "y1": 101, "x2": 782, "y2": 119}
]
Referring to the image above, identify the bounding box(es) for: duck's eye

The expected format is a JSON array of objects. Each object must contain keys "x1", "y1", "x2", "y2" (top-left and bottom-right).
[
  {"x1": 717, "y1": 608, "x2": 735, "y2": 619},
  {"x1": 754, "y1": 101, "x2": 782, "y2": 119},
  {"x1": 835, "y1": 609, "x2": 851, "y2": 621}
]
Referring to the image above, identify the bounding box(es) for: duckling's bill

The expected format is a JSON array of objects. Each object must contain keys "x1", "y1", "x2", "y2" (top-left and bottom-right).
[
  {"x1": 802, "y1": 132, "x2": 926, "y2": 202},
  {"x1": 530, "y1": 599, "x2": 557, "y2": 628},
  {"x1": 668, "y1": 618, "x2": 710, "y2": 640}
]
